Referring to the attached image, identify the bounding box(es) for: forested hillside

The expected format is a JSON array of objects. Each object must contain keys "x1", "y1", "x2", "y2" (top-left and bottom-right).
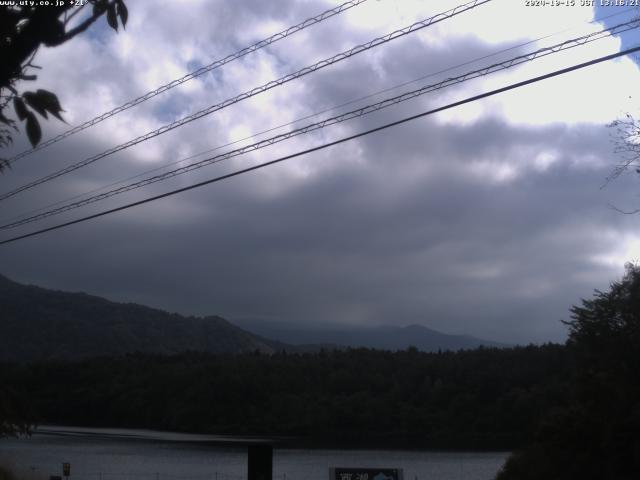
[
  {"x1": 1, "y1": 345, "x2": 569, "y2": 449},
  {"x1": 3, "y1": 267, "x2": 639, "y2": 476},
  {"x1": 0, "y1": 274, "x2": 277, "y2": 361}
]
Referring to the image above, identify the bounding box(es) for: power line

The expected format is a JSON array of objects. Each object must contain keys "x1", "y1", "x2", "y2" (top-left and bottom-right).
[
  {"x1": 4, "y1": 18, "x2": 638, "y2": 231},
  {"x1": 0, "y1": 30, "x2": 566, "y2": 227},
  {"x1": 1, "y1": 3, "x2": 636, "y2": 228},
  {"x1": 0, "y1": 0, "x2": 492, "y2": 203},
  {"x1": 3, "y1": 5, "x2": 635, "y2": 227},
  {"x1": 7, "y1": 3, "x2": 633, "y2": 227},
  {"x1": 2, "y1": 44, "x2": 638, "y2": 247},
  {"x1": 5, "y1": 0, "x2": 371, "y2": 164}
]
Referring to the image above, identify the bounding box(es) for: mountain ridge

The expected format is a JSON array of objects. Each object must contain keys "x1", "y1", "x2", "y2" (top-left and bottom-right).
[
  {"x1": 1, "y1": 274, "x2": 508, "y2": 362},
  {"x1": 231, "y1": 318, "x2": 509, "y2": 352},
  {"x1": 0, "y1": 274, "x2": 279, "y2": 362}
]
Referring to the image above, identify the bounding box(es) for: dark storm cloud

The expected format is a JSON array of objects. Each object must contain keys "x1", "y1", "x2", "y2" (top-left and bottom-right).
[
  {"x1": 1, "y1": 115, "x2": 634, "y2": 344},
  {"x1": 1, "y1": 0, "x2": 638, "y2": 344}
]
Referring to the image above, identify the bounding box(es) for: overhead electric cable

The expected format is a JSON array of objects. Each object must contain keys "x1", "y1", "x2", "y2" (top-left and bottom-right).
[
  {"x1": 2, "y1": 18, "x2": 638, "y2": 231},
  {"x1": 2, "y1": 3, "x2": 635, "y2": 231},
  {"x1": 0, "y1": 0, "x2": 492, "y2": 203},
  {"x1": 6, "y1": 0, "x2": 371, "y2": 164},
  {"x1": 2, "y1": 44, "x2": 638, "y2": 247},
  {"x1": 7, "y1": 2, "x2": 633, "y2": 227},
  {"x1": 3, "y1": 6, "x2": 636, "y2": 228},
  {"x1": 0, "y1": 27, "x2": 565, "y2": 227}
]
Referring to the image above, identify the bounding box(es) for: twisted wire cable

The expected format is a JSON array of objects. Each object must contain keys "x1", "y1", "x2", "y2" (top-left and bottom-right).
[
  {"x1": 4, "y1": 18, "x2": 637, "y2": 231},
  {"x1": 6, "y1": 0, "x2": 371, "y2": 164},
  {"x1": 0, "y1": 27, "x2": 556, "y2": 227},
  {"x1": 7, "y1": 3, "x2": 634, "y2": 226},
  {"x1": 0, "y1": 0, "x2": 492, "y2": 202},
  {"x1": 2, "y1": 44, "x2": 640, "y2": 246}
]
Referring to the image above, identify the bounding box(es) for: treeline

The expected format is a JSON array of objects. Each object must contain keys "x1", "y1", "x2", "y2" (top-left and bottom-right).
[
  {"x1": 5, "y1": 268, "x2": 640, "y2": 478},
  {"x1": 1, "y1": 344, "x2": 570, "y2": 449},
  {"x1": 497, "y1": 265, "x2": 640, "y2": 479}
]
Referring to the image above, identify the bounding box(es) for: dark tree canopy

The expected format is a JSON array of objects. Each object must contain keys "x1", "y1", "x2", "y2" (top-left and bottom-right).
[
  {"x1": 497, "y1": 263, "x2": 640, "y2": 480},
  {"x1": 3, "y1": 266, "x2": 640, "y2": 457},
  {"x1": 0, "y1": 0, "x2": 128, "y2": 171},
  {"x1": 0, "y1": 0, "x2": 127, "y2": 436},
  {"x1": 0, "y1": 344, "x2": 570, "y2": 449},
  {"x1": 0, "y1": 387, "x2": 31, "y2": 439}
]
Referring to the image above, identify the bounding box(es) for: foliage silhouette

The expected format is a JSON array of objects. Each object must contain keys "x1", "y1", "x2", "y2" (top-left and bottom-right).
[
  {"x1": 497, "y1": 264, "x2": 640, "y2": 480},
  {"x1": 0, "y1": 0, "x2": 127, "y2": 435},
  {"x1": 0, "y1": 0, "x2": 128, "y2": 171},
  {"x1": 1, "y1": 344, "x2": 570, "y2": 449}
]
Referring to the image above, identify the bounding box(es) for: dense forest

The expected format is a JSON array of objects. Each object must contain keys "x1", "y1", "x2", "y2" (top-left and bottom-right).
[
  {"x1": 2, "y1": 266, "x2": 639, "y2": 479},
  {"x1": 497, "y1": 264, "x2": 640, "y2": 480},
  {"x1": 2, "y1": 344, "x2": 569, "y2": 449}
]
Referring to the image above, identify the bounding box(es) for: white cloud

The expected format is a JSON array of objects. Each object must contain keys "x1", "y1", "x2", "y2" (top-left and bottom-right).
[
  {"x1": 4, "y1": 0, "x2": 640, "y2": 343},
  {"x1": 591, "y1": 233, "x2": 640, "y2": 267}
]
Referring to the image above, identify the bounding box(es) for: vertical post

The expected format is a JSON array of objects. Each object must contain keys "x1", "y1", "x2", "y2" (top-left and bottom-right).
[{"x1": 247, "y1": 444, "x2": 272, "y2": 480}]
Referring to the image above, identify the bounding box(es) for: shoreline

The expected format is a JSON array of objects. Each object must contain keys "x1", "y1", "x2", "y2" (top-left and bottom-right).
[{"x1": 13, "y1": 425, "x2": 512, "y2": 453}]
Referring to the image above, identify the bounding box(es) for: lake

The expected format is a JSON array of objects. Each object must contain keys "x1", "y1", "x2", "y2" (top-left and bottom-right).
[{"x1": 0, "y1": 427, "x2": 509, "y2": 480}]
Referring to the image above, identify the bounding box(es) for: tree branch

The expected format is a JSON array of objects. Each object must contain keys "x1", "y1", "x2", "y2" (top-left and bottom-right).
[
  {"x1": 607, "y1": 203, "x2": 640, "y2": 215},
  {"x1": 49, "y1": 1, "x2": 116, "y2": 46},
  {"x1": 63, "y1": 3, "x2": 87, "y2": 27}
]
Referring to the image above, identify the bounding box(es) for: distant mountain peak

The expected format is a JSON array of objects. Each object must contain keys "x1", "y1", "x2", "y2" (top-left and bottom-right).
[
  {"x1": 232, "y1": 318, "x2": 509, "y2": 352},
  {"x1": 403, "y1": 323, "x2": 436, "y2": 332}
]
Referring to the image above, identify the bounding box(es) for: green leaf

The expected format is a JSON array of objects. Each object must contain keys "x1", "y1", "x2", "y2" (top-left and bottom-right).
[
  {"x1": 35, "y1": 89, "x2": 65, "y2": 122},
  {"x1": 23, "y1": 91, "x2": 48, "y2": 119},
  {"x1": 107, "y1": 4, "x2": 118, "y2": 31},
  {"x1": 93, "y1": 0, "x2": 107, "y2": 16},
  {"x1": 13, "y1": 97, "x2": 28, "y2": 121},
  {"x1": 25, "y1": 112, "x2": 42, "y2": 147},
  {"x1": 116, "y1": 0, "x2": 128, "y2": 28},
  {"x1": 22, "y1": 90, "x2": 65, "y2": 122}
]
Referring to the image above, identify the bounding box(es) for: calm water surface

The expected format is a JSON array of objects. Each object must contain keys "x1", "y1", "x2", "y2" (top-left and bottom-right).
[{"x1": 0, "y1": 427, "x2": 508, "y2": 480}]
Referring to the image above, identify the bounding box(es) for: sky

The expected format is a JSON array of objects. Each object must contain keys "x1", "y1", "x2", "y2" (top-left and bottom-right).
[{"x1": 1, "y1": 0, "x2": 640, "y2": 344}]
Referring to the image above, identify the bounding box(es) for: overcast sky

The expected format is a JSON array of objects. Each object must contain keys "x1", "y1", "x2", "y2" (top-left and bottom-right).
[{"x1": 2, "y1": 0, "x2": 640, "y2": 344}]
